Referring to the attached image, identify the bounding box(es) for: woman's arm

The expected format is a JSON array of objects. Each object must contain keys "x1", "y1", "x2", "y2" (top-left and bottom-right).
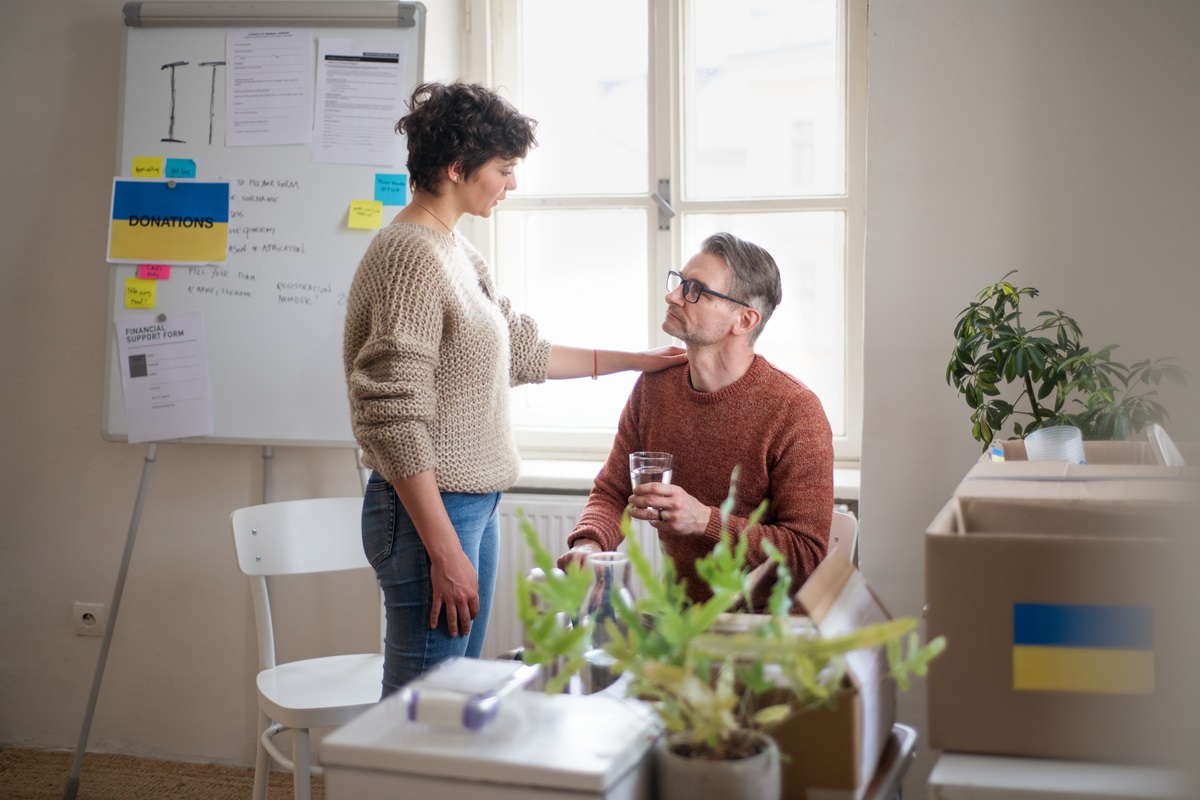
[
  {"x1": 546, "y1": 345, "x2": 687, "y2": 380},
  {"x1": 390, "y1": 469, "x2": 479, "y2": 638},
  {"x1": 345, "y1": 234, "x2": 444, "y2": 480}
]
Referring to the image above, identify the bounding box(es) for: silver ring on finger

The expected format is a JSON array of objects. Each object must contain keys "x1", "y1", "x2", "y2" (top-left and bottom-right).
[{"x1": 658, "y1": 508, "x2": 665, "y2": 522}]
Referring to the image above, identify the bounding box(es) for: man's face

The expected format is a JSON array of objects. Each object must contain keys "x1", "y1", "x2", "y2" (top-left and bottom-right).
[{"x1": 661, "y1": 251, "x2": 742, "y2": 346}]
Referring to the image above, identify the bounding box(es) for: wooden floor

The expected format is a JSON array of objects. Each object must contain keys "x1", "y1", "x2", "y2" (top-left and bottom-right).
[{"x1": 0, "y1": 747, "x2": 323, "y2": 800}]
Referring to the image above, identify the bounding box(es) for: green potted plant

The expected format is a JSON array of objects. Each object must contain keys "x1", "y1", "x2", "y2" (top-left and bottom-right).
[
  {"x1": 947, "y1": 271, "x2": 1185, "y2": 450},
  {"x1": 515, "y1": 472, "x2": 944, "y2": 800}
]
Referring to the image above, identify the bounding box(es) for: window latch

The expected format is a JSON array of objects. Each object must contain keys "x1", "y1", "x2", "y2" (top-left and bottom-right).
[{"x1": 651, "y1": 179, "x2": 675, "y2": 231}]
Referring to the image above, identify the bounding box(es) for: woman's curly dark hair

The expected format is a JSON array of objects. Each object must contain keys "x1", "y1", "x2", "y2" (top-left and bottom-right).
[{"x1": 397, "y1": 82, "x2": 538, "y2": 194}]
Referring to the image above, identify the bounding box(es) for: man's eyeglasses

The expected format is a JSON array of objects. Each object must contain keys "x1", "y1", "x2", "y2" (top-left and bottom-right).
[{"x1": 666, "y1": 270, "x2": 751, "y2": 308}]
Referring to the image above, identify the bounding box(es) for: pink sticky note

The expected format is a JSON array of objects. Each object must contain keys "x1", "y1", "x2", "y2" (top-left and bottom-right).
[{"x1": 138, "y1": 264, "x2": 171, "y2": 280}]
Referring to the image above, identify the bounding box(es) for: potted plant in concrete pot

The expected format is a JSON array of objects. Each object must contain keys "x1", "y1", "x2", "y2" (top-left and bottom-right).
[
  {"x1": 516, "y1": 472, "x2": 944, "y2": 800},
  {"x1": 947, "y1": 271, "x2": 1186, "y2": 450}
]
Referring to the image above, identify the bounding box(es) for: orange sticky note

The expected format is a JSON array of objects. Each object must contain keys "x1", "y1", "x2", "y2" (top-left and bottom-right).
[
  {"x1": 125, "y1": 277, "x2": 157, "y2": 309},
  {"x1": 132, "y1": 157, "x2": 164, "y2": 178},
  {"x1": 348, "y1": 200, "x2": 383, "y2": 230},
  {"x1": 138, "y1": 264, "x2": 171, "y2": 280}
]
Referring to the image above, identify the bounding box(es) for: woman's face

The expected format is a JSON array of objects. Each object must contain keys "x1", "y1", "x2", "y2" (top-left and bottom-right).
[{"x1": 455, "y1": 156, "x2": 519, "y2": 218}]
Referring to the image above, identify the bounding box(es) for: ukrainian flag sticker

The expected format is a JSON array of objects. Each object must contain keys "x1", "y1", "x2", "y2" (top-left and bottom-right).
[
  {"x1": 1013, "y1": 603, "x2": 1154, "y2": 695},
  {"x1": 108, "y1": 178, "x2": 230, "y2": 265}
]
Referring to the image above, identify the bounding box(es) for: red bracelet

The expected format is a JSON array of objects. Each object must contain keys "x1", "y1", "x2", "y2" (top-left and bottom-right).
[{"x1": 591, "y1": 349, "x2": 598, "y2": 380}]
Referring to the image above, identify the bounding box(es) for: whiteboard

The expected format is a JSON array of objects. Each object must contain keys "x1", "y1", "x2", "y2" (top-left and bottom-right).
[{"x1": 103, "y1": 2, "x2": 425, "y2": 446}]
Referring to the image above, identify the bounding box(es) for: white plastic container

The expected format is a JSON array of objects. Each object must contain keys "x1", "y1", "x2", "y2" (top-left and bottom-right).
[
  {"x1": 1023, "y1": 425, "x2": 1085, "y2": 464},
  {"x1": 322, "y1": 689, "x2": 658, "y2": 800}
]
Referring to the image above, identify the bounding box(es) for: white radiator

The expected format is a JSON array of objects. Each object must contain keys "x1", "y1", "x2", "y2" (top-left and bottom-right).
[{"x1": 482, "y1": 493, "x2": 663, "y2": 659}]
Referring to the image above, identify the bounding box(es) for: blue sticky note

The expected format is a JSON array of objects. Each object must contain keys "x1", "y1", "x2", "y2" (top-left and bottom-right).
[
  {"x1": 375, "y1": 173, "x2": 408, "y2": 206},
  {"x1": 165, "y1": 158, "x2": 197, "y2": 179}
]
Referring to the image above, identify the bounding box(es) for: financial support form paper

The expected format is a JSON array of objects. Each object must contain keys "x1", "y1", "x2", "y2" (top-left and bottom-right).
[{"x1": 115, "y1": 311, "x2": 214, "y2": 443}]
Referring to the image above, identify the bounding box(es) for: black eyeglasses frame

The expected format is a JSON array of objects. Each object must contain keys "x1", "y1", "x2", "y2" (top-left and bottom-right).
[{"x1": 666, "y1": 270, "x2": 752, "y2": 308}]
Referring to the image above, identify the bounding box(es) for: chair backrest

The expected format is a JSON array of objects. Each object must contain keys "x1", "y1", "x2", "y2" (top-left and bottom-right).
[
  {"x1": 231, "y1": 497, "x2": 369, "y2": 577},
  {"x1": 829, "y1": 509, "x2": 858, "y2": 568},
  {"x1": 230, "y1": 497, "x2": 370, "y2": 669}
]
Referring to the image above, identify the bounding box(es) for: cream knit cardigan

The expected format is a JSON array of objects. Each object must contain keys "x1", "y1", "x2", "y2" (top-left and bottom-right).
[{"x1": 343, "y1": 223, "x2": 551, "y2": 492}]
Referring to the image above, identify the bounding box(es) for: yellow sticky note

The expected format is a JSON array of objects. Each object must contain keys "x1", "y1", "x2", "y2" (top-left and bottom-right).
[
  {"x1": 348, "y1": 200, "x2": 384, "y2": 230},
  {"x1": 125, "y1": 277, "x2": 157, "y2": 309},
  {"x1": 132, "y1": 157, "x2": 164, "y2": 178}
]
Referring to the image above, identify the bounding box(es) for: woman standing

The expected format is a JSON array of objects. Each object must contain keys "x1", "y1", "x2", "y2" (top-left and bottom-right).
[{"x1": 343, "y1": 82, "x2": 685, "y2": 695}]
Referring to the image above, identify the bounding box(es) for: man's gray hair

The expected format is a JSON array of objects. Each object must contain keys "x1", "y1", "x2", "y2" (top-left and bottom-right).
[{"x1": 700, "y1": 232, "x2": 782, "y2": 343}]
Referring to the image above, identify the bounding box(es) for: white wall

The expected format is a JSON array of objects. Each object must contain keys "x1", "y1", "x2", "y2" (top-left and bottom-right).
[
  {"x1": 3, "y1": 0, "x2": 1199, "y2": 795},
  {"x1": 862, "y1": 1, "x2": 1200, "y2": 794}
]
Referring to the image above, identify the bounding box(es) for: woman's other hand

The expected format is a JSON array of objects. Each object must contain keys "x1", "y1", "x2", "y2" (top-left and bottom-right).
[
  {"x1": 635, "y1": 345, "x2": 688, "y2": 373},
  {"x1": 390, "y1": 470, "x2": 481, "y2": 638},
  {"x1": 428, "y1": 544, "x2": 480, "y2": 636}
]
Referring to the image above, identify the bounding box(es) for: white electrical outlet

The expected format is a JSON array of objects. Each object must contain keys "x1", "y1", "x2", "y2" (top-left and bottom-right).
[{"x1": 73, "y1": 602, "x2": 108, "y2": 637}]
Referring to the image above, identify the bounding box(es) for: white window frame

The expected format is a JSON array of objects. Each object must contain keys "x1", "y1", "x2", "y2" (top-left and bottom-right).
[{"x1": 461, "y1": 0, "x2": 864, "y2": 466}]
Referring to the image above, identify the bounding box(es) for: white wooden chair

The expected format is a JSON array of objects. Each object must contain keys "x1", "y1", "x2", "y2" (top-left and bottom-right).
[
  {"x1": 230, "y1": 497, "x2": 383, "y2": 800},
  {"x1": 829, "y1": 509, "x2": 859, "y2": 568}
]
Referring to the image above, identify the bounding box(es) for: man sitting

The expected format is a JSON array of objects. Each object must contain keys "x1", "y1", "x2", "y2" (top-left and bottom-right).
[{"x1": 558, "y1": 232, "x2": 834, "y2": 609}]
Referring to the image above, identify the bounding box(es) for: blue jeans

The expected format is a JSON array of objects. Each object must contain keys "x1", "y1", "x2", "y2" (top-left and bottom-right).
[{"x1": 362, "y1": 472, "x2": 501, "y2": 697}]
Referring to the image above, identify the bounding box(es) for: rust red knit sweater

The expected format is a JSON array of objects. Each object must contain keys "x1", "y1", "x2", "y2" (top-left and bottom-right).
[{"x1": 569, "y1": 355, "x2": 834, "y2": 608}]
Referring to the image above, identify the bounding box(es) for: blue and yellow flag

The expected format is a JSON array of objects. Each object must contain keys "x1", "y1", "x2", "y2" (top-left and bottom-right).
[
  {"x1": 108, "y1": 179, "x2": 229, "y2": 265},
  {"x1": 1012, "y1": 603, "x2": 1153, "y2": 695}
]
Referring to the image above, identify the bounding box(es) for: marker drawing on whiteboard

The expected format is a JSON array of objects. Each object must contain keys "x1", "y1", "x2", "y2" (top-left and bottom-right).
[
  {"x1": 199, "y1": 61, "x2": 225, "y2": 145},
  {"x1": 160, "y1": 61, "x2": 189, "y2": 143}
]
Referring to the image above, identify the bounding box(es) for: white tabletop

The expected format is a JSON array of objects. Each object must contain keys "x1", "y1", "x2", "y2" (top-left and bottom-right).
[
  {"x1": 322, "y1": 689, "x2": 659, "y2": 794},
  {"x1": 929, "y1": 752, "x2": 1195, "y2": 799}
]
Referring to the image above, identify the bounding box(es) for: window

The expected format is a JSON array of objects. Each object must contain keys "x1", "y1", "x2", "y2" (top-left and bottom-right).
[{"x1": 466, "y1": 0, "x2": 865, "y2": 463}]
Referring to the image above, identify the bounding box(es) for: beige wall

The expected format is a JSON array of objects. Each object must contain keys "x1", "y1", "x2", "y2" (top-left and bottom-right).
[
  {"x1": 863, "y1": 1, "x2": 1200, "y2": 794},
  {"x1": 2, "y1": 1, "x2": 1198, "y2": 796}
]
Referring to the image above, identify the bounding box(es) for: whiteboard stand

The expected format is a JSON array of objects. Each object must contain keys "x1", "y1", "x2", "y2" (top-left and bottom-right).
[{"x1": 64, "y1": 443, "x2": 159, "y2": 800}]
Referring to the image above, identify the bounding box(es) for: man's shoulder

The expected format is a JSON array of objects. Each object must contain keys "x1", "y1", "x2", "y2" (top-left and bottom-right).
[
  {"x1": 637, "y1": 361, "x2": 689, "y2": 390},
  {"x1": 756, "y1": 356, "x2": 818, "y2": 398},
  {"x1": 753, "y1": 357, "x2": 831, "y2": 430}
]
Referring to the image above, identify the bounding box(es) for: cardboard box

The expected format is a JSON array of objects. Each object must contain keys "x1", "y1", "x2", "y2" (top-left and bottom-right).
[
  {"x1": 926, "y1": 451, "x2": 1200, "y2": 762},
  {"x1": 722, "y1": 551, "x2": 896, "y2": 800},
  {"x1": 987, "y1": 438, "x2": 1199, "y2": 466}
]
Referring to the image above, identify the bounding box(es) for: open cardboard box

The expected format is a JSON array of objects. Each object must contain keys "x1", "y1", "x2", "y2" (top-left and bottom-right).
[
  {"x1": 926, "y1": 449, "x2": 1200, "y2": 762},
  {"x1": 719, "y1": 550, "x2": 895, "y2": 800},
  {"x1": 986, "y1": 438, "x2": 1199, "y2": 467}
]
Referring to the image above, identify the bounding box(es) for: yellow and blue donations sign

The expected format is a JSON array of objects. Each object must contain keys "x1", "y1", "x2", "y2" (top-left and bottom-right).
[
  {"x1": 108, "y1": 178, "x2": 229, "y2": 265},
  {"x1": 1013, "y1": 603, "x2": 1153, "y2": 695}
]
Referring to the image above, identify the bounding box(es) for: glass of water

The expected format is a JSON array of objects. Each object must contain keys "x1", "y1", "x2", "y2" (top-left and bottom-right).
[{"x1": 629, "y1": 451, "x2": 673, "y2": 488}]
